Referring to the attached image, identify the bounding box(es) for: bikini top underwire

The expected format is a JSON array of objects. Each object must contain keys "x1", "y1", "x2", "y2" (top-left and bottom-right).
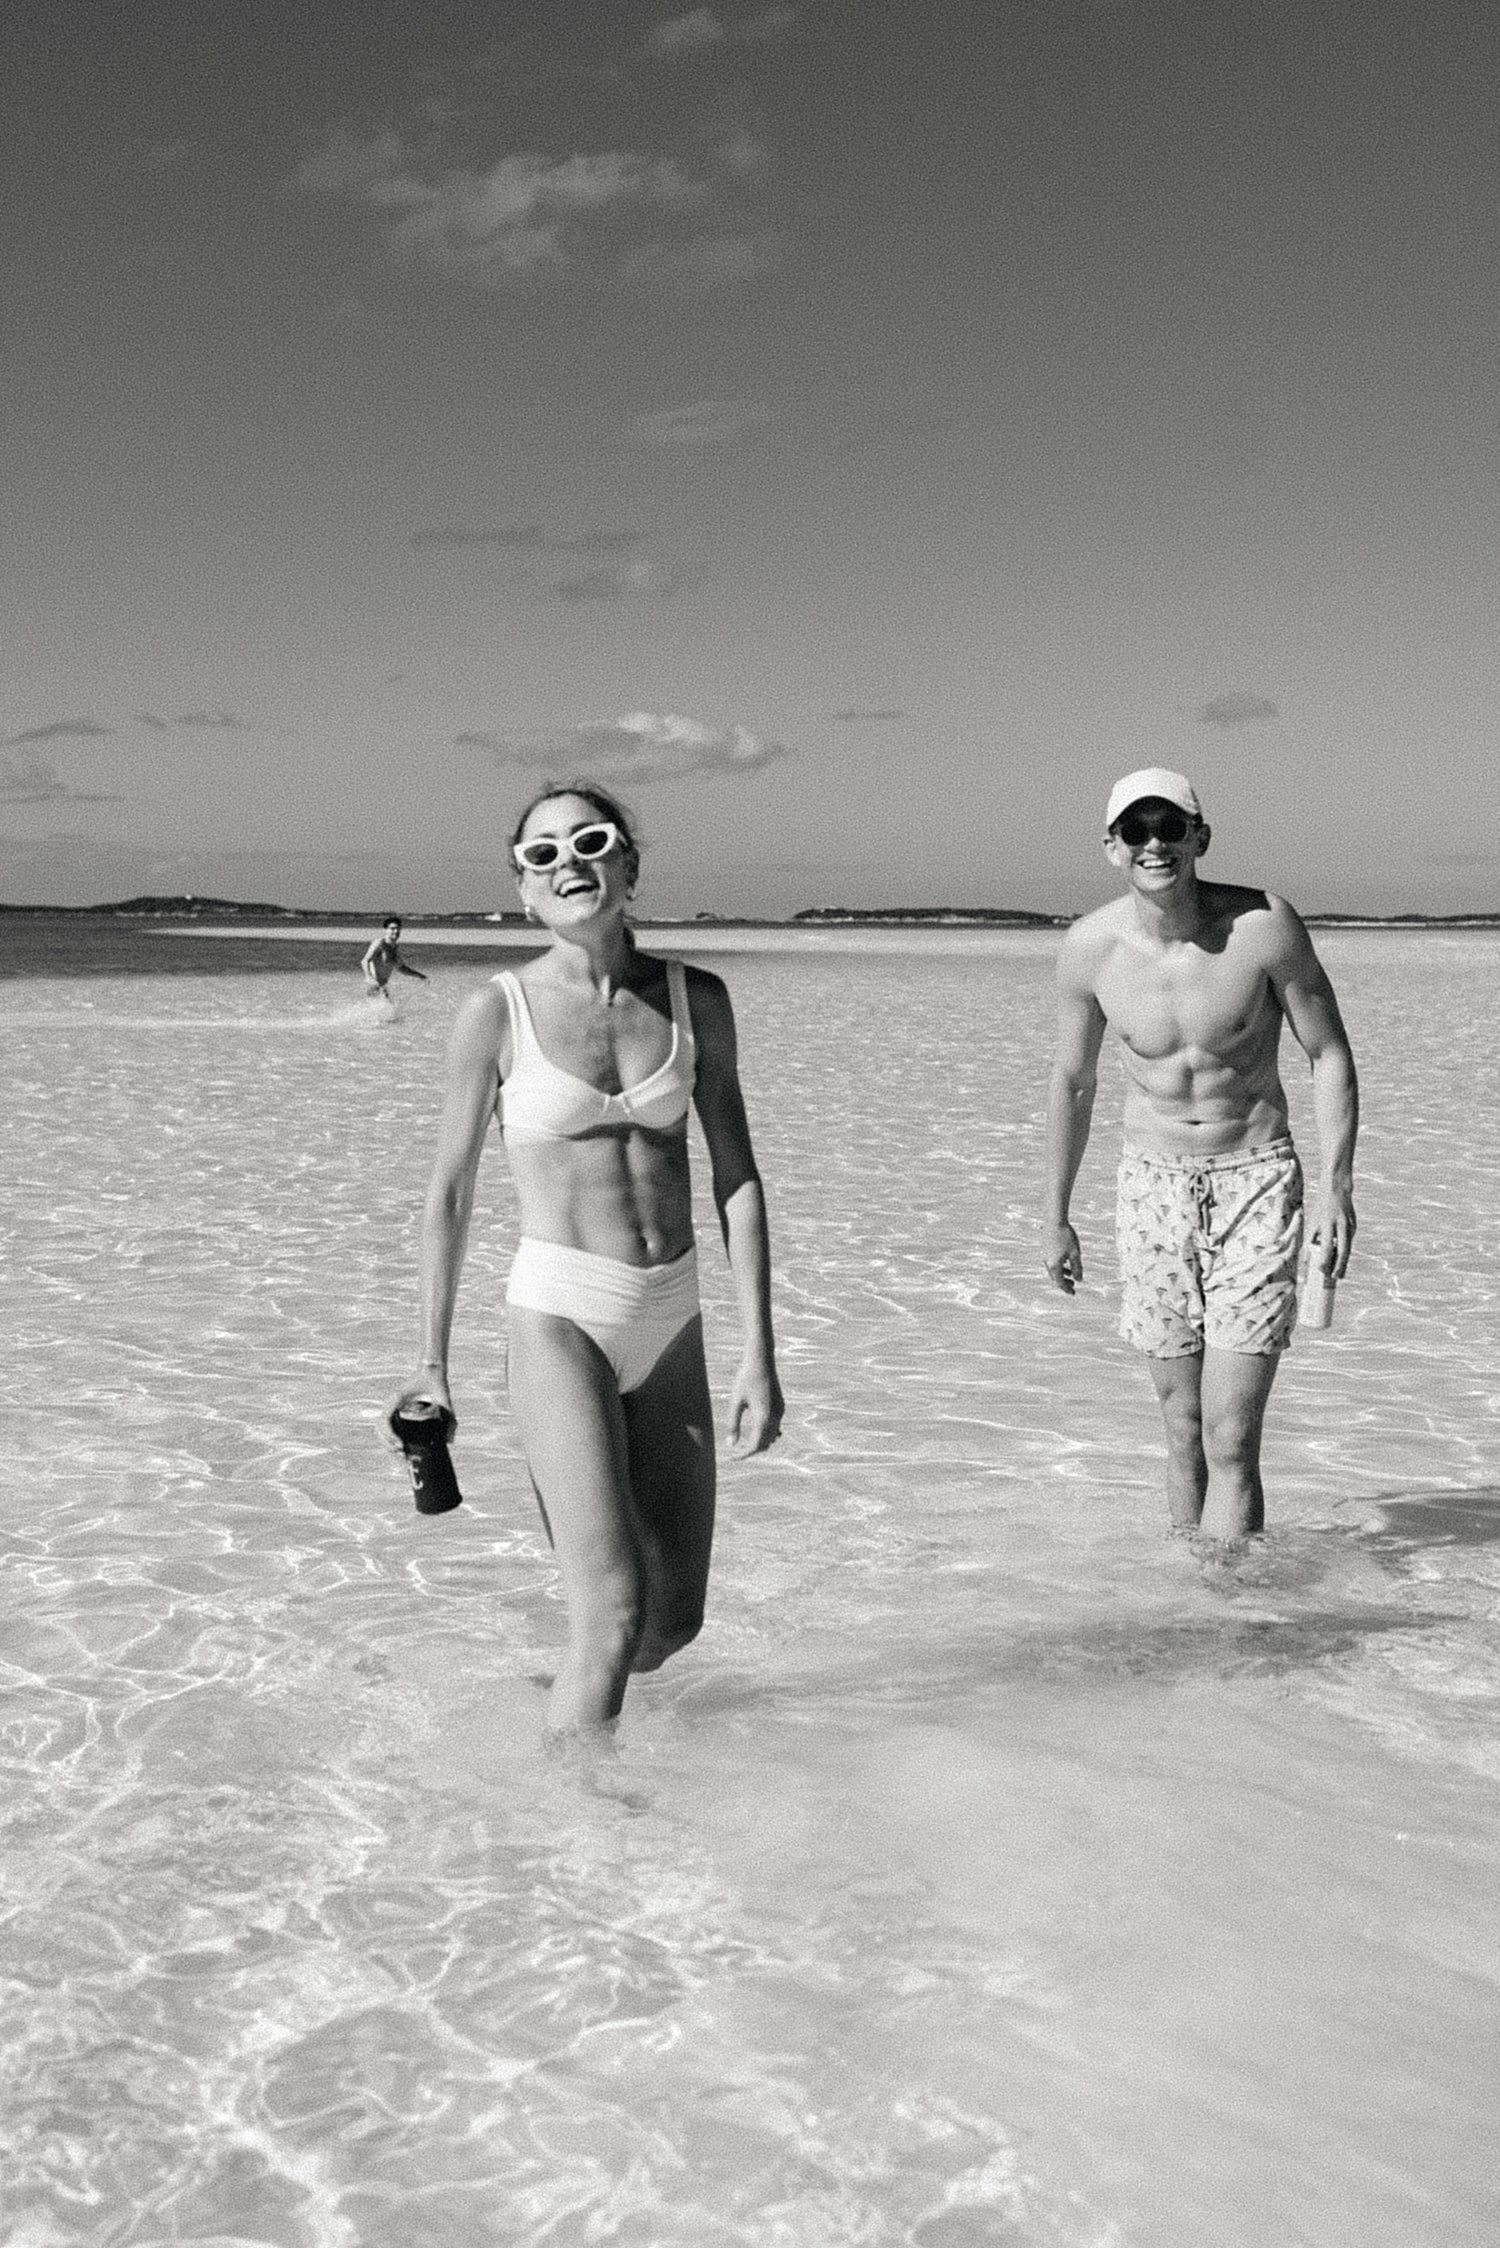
[{"x1": 494, "y1": 962, "x2": 696, "y2": 1143}]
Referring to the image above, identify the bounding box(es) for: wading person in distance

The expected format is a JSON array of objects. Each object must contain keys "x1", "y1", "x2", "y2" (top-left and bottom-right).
[
  {"x1": 395, "y1": 783, "x2": 783, "y2": 1732},
  {"x1": 1043, "y1": 768, "x2": 1358, "y2": 1541},
  {"x1": 363, "y1": 916, "x2": 429, "y2": 1003}
]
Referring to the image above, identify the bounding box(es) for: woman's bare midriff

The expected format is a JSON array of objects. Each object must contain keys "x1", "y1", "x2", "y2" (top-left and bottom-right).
[{"x1": 504, "y1": 1127, "x2": 696, "y2": 1265}]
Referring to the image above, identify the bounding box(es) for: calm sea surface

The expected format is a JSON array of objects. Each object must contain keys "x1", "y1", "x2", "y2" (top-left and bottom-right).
[{"x1": 3, "y1": 919, "x2": 1497, "y2": 2247}]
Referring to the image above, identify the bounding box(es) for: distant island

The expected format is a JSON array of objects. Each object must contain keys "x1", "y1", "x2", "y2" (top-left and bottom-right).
[
  {"x1": 792, "y1": 906, "x2": 1069, "y2": 927},
  {"x1": 1, "y1": 895, "x2": 1498, "y2": 930},
  {"x1": 0, "y1": 895, "x2": 528, "y2": 927},
  {"x1": 1296, "y1": 913, "x2": 1500, "y2": 928}
]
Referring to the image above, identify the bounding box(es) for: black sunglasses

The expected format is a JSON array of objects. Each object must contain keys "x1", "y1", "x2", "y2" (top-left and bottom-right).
[{"x1": 1113, "y1": 806, "x2": 1194, "y2": 848}]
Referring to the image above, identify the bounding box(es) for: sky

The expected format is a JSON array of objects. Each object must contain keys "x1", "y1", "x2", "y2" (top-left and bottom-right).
[{"x1": 1, "y1": 0, "x2": 1497, "y2": 920}]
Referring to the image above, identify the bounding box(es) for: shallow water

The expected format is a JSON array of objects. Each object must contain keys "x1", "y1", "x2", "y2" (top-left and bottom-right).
[{"x1": 2, "y1": 926, "x2": 1498, "y2": 2246}]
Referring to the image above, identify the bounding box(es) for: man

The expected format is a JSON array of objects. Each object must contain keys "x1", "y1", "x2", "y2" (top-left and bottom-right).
[
  {"x1": 1043, "y1": 768, "x2": 1358, "y2": 1540},
  {"x1": 362, "y1": 916, "x2": 429, "y2": 1002}
]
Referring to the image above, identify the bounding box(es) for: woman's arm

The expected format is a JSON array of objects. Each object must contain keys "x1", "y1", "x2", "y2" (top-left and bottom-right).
[
  {"x1": 687, "y1": 967, "x2": 784, "y2": 1456},
  {"x1": 399, "y1": 985, "x2": 506, "y2": 1423}
]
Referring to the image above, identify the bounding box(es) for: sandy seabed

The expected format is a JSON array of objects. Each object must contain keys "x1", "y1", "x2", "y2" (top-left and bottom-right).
[{"x1": 2, "y1": 924, "x2": 1497, "y2": 2247}]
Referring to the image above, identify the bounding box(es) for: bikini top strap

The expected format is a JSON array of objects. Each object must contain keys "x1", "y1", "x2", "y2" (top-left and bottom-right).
[{"x1": 493, "y1": 969, "x2": 530, "y2": 1069}]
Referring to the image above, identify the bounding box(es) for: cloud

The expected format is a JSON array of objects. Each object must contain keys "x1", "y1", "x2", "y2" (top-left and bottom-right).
[
  {"x1": 629, "y1": 397, "x2": 772, "y2": 445},
  {"x1": 296, "y1": 90, "x2": 782, "y2": 296},
  {"x1": 648, "y1": 7, "x2": 726, "y2": 51},
  {"x1": 298, "y1": 131, "x2": 715, "y2": 282},
  {"x1": 646, "y1": 7, "x2": 797, "y2": 55},
  {"x1": 833, "y1": 707, "x2": 905, "y2": 724},
  {"x1": 1198, "y1": 692, "x2": 1279, "y2": 728},
  {"x1": 381, "y1": 153, "x2": 703, "y2": 277},
  {"x1": 0, "y1": 756, "x2": 120, "y2": 805},
  {"x1": 459, "y1": 710, "x2": 787, "y2": 782},
  {"x1": 130, "y1": 710, "x2": 258, "y2": 736},
  {"x1": 5, "y1": 710, "x2": 263, "y2": 749},
  {"x1": 8, "y1": 718, "x2": 116, "y2": 743}
]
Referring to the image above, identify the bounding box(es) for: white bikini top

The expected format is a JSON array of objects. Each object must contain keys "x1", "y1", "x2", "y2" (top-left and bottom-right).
[{"x1": 494, "y1": 963, "x2": 696, "y2": 1144}]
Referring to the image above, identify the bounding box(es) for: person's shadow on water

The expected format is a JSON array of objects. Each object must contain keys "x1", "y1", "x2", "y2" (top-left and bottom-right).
[
  {"x1": 658, "y1": 1489, "x2": 1500, "y2": 1713},
  {"x1": 1032, "y1": 1486, "x2": 1500, "y2": 1688},
  {"x1": 1352, "y1": 1485, "x2": 1500, "y2": 1556}
]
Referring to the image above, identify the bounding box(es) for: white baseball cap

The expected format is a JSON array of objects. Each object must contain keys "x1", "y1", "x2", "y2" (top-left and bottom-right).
[{"x1": 1105, "y1": 767, "x2": 1203, "y2": 830}]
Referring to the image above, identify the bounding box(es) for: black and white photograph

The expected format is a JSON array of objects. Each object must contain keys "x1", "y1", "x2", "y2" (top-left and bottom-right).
[{"x1": 3, "y1": 4, "x2": 1497, "y2": 2242}]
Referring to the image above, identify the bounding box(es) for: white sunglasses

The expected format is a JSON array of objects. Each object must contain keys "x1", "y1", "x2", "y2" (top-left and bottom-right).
[{"x1": 512, "y1": 821, "x2": 625, "y2": 874}]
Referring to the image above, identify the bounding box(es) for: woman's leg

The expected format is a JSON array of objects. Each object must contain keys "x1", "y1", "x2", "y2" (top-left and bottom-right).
[
  {"x1": 622, "y1": 1314, "x2": 717, "y2": 1673},
  {"x1": 507, "y1": 1307, "x2": 643, "y2": 1733}
]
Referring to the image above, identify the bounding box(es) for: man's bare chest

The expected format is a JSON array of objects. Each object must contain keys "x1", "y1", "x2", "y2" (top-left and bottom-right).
[{"x1": 1097, "y1": 944, "x2": 1276, "y2": 1062}]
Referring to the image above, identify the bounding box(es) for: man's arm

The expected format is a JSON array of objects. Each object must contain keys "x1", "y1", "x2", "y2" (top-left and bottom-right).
[
  {"x1": 1267, "y1": 899, "x2": 1358, "y2": 1279},
  {"x1": 397, "y1": 956, "x2": 429, "y2": 981},
  {"x1": 1044, "y1": 929, "x2": 1108, "y2": 1294}
]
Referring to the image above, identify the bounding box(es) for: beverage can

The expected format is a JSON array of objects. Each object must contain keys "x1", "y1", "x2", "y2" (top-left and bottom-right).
[{"x1": 1300, "y1": 1259, "x2": 1335, "y2": 1330}]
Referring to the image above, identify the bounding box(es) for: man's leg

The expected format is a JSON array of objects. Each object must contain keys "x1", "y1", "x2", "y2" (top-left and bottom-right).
[
  {"x1": 1192, "y1": 1145, "x2": 1301, "y2": 1538},
  {"x1": 1146, "y1": 1353, "x2": 1208, "y2": 1531},
  {"x1": 1197, "y1": 1346, "x2": 1281, "y2": 1540}
]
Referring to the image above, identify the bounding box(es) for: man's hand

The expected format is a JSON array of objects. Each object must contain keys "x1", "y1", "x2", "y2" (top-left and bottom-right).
[
  {"x1": 1044, "y1": 1222, "x2": 1084, "y2": 1295},
  {"x1": 1310, "y1": 1186, "x2": 1356, "y2": 1281},
  {"x1": 727, "y1": 1358, "x2": 784, "y2": 1456}
]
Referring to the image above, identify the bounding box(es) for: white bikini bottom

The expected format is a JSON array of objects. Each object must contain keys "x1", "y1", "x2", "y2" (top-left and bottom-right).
[{"x1": 506, "y1": 1238, "x2": 700, "y2": 1394}]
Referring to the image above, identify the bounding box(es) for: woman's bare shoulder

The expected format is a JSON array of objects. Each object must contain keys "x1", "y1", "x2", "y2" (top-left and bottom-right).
[{"x1": 449, "y1": 976, "x2": 511, "y2": 1068}]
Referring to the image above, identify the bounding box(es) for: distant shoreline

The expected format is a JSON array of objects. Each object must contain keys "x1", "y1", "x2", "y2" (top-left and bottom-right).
[{"x1": 2, "y1": 896, "x2": 1498, "y2": 932}]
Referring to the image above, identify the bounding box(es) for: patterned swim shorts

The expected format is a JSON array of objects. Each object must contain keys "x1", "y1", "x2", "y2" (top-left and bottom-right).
[{"x1": 1116, "y1": 1139, "x2": 1304, "y2": 1359}]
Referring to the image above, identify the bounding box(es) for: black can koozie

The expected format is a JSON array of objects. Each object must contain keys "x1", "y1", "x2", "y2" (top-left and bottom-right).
[{"x1": 389, "y1": 1402, "x2": 464, "y2": 1514}]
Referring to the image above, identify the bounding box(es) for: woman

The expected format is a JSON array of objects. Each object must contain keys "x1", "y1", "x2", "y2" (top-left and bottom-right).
[{"x1": 396, "y1": 783, "x2": 783, "y2": 1733}]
